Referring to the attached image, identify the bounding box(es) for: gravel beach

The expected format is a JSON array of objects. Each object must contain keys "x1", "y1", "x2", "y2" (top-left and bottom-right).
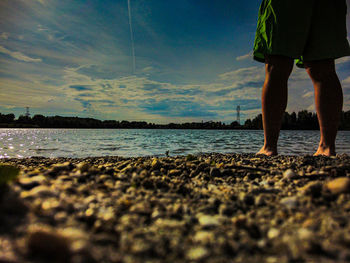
[{"x1": 1, "y1": 153, "x2": 350, "y2": 263}]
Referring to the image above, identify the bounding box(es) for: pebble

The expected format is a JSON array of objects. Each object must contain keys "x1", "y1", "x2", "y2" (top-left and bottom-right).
[
  {"x1": 193, "y1": 231, "x2": 215, "y2": 244},
  {"x1": 27, "y1": 228, "x2": 71, "y2": 260},
  {"x1": 282, "y1": 169, "x2": 297, "y2": 180},
  {"x1": 326, "y1": 177, "x2": 350, "y2": 195},
  {"x1": 298, "y1": 228, "x2": 313, "y2": 240},
  {"x1": 301, "y1": 181, "x2": 323, "y2": 197},
  {"x1": 267, "y1": 228, "x2": 280, "y2": 239},
  {"x1": 51, "y1": 162, "x2": 72, "y2": 173},
  {"x1": 2, "y1": 153, "x2": 350, "y2": 263},
  {"x1": 130, "y1": 239, "x2": 152, "y2": 254},
  {"x1": 151, "y1": 158, "x2": 161, "y2": 169},
  {"x1": 155, "y1": 218, "x2": 185, "y2": 228},
  {"x1": 20, "y1": 185, "x2": 57, "y2": 199},
  {"x1": 210, "y1": 167, "x2": 221, "y2": 177},
  {"x1": 280, "y1": 196, "x2": 298, "y2": 209},
  {"x1": 186, "y1": 246, "x2": 209, "y2": 260},
  {"x1": 18, "y1": 175, "x2": 46, "y2": 190},
  {"x1": 197, "y1": 214, "x2": 220, "y2": 227},
  {"x1": 168, "y1": 169, "x2": 182, "y2": 176},
  {"x1": 76, "y1": 162, "x2": 91, "y2": 173}
]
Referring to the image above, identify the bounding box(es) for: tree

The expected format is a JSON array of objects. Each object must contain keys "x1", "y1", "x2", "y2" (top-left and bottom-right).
[{"x1": 0, "y1": 113, "x2": 15, "y2": 123}]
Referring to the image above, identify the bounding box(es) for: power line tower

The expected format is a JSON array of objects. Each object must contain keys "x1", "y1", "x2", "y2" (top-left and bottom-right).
[
  {"x1": 236, "y1": 105, "x2": 240, "y2": 125},
  {"x1": 25, "y1": 107, "x2": 30, "y2": 117}
]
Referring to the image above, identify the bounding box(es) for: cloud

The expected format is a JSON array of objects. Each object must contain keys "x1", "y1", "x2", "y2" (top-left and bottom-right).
[
  {"x1": 343, "y1": 76, "x2": 350, "y2": 85},
  {"x1": 236, "y1": 51, "x2": 253, "y2": 61},
  {"x1": 69, "y1": 85, "x2": 93, "y2": 91},
  {"x1": 219, "y1": 66, "x2": 264, "y2": 82},
  {"x1": 74, "y1": 98, "x2": 94, "y2": 112},
  {"x1": 336, "y1": 56, "x2": 350, "y2": 65},
  {"x1": 0, "y1": 45, "x2": 42, "y2": 62},
  {"x1": 219, "y1": 99, "x2": 261, "y2": 111},
  {"x1": 289, "y1": 67, "x2": 309, "y2": 81},
  {"x1": 0, "y1": 32, "x2": 9, "y2": 40},
  {"x1": 142, "y1": 66, "x2": 153, "y2": 72},
  {"x1": 307, "y1": 104, "x2": 315, "y2": 111},
  {"x1": 37, "y1": 0, "x2": 47, "y2": 5},
  {"x1": 37, "y1": 24, "x2": 49, "y2": 32},
  {"x1": 140, "y1": 99, "x2": 218, "y2": 118},
  {"x1": 302, "y1": 91, "x2": 313, "y2": 98}
]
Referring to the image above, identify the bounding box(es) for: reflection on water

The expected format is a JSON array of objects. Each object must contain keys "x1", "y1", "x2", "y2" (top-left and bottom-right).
[{"x1": 1, "y1": 128, "x2": 350, "y2": 158}]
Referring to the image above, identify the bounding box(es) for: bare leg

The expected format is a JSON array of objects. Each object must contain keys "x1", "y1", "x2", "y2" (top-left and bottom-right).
[
  {"x1": 304, "y1": 59, "x2": 343, "y2": 156},
  {"x1": 257, "y1": 55, "x2": 294, "y2": 156}
]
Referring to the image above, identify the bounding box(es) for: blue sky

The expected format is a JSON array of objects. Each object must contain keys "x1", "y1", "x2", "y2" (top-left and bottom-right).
[{"x1": 0, "y1": 0, "x2": 349, "y2": 123}]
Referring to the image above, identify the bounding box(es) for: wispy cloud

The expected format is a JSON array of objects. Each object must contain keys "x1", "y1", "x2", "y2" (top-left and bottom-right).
[
  {"x1": 236, "y1": 51, "x2": 253, "y2": 61},
  {"x1": 336, "y1": 56, "x2": 350, "y2": 65},
  {"x1": 302, "y1": 91, "x2": 313, "y2": 98},
  {"x1": 0, "y1": 0, "x2": 348, "y2": 122},
  {"x1": 219, "y1": 66, "x2": 265, "y2": 83},
  {"x1": 0, "y1": 32, "x2": 9, "y2": 40},
  {"x1": 0, "y1": 45, "x2": 42, "y2": 62},
  {"x1": 343, "y1": 76, "x2": 350, "y2": 85},
  {"x1": 69, "y1": 85, "x2": 93, "y2": 91}
]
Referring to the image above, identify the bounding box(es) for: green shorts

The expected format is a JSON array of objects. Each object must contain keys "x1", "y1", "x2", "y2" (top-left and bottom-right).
[{"x1": 253, "y1": 0, "x2": 350, "y2": 67}]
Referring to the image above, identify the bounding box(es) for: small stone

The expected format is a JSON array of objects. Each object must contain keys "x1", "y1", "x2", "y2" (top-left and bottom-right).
[
  {"x1": 210, "y1": 167, "x2": 221, "y2": 177},
  {"x1": 51, "y1": 162, "x2": 72, "y2": 173},
  {"x1": 76, "y1": 162, "x2": 90, "y2": 173},
  {"x1": 326, "y1": 177, "x2": 350, "y2": 195},
  {"x1": 231, "y1": 215, "x2": 246, "y2": 227},
  {"x1": 129, "y1": 202, "x2": 151, "y2": 215},
  {"x1": 298, "y1": 228, "x2": 313, "y2": 240},
  {"x1": 154, "y1": 218, "x2": 185, "y2": 228},
  {"x1": 197, "y1": 162, "x2": 208, "y2": 171},
  {"x1": 239, "y1": 192, "x2": 255, "y2": 206},
  {"x1": 197, "y1": 214, "x2": 220, "y2": 227},
  {"x1": 168, "y1": 169, "x2": 182, "y2": 176},
  {"x1": 185, "y1": 154, "x2": 196, "y2": 161},
  {"x1": 255, "y1": 194, "x2": 267, "y2": 206},
  {"x1": 20, "y1": 186, "x2": 57, "y2": 199},
  {"x1": 151, "y1": 158, "x2": 161, "y2": 169},
  {"x1": 218, "y1": 204, "x2": 235, "y2": 216},
  {"x1": 18, "y1": 175, "x2": 46, "y2": 190},
  {"x1": 41, "y1": 199, "x2": 60, "y2": 211},
  {"x1": 216, "y1": 162, "x2": 224, "y2": 169},
  {"x1": 302, "y1": 218, "x2": 319, "y2": 230},
  {"x1": 130, "y1": 239, "x2": 152, "y2": 254},
  {"x1": 186, "y1": 246, "x2": 209, "y2": 260},
  {"x1": 27, "y1": 229, "x2": 71, "y2": 260},
  {"x1": 301, "y1": 181, "x2": 323, "y2": 197},
  {"x1": 282, "y1": 169, "x2": 297, "y2": 180},
  {"x1": 267, "y1": 228, "x2": 280, "y2": 239},
  {"x1": 280, "y1": 196, "x2": 298, "y2": 209},
  {"x1": 193, "y1": 231, "x2": 215, "y2": 244}
]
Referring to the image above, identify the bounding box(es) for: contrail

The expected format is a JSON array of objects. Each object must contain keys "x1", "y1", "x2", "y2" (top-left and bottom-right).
[{"x1": 127, "y1": 0, "x2": 136, "y2": 74}]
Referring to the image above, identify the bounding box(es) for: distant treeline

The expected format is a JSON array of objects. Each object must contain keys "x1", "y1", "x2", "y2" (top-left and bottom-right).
[{"x1": 1, "y1": 110, "x2": 350, "y2": 130}]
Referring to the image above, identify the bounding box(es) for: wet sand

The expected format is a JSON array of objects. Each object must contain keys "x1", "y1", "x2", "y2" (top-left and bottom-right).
[{"x1": 1, "y1": 153, "x2": 350, "y2": 262}]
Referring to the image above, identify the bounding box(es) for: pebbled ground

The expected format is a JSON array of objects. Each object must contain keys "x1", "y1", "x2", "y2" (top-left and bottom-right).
[{"x1": 1, "y1": 153, "x2": 350, "y2": 263}]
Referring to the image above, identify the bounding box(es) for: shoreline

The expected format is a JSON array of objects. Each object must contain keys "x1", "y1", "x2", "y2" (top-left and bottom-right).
[{"x1": 1, "y1": 153, "x2": 350, "y2": 262}]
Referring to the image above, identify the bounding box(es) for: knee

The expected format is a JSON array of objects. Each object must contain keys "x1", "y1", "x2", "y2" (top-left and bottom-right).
[
  {"x1": 265, "y1": 55, "x2": 294, "y2": 79},
  {"x1": 305, "y1": 60, "x2": 337, "y2": 82}
]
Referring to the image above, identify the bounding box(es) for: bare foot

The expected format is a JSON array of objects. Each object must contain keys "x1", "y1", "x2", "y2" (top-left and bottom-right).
[
  {"x1": 256, "y1": 146, "x2": 278, "y2": 156},
  {"x1": 314, "y1": 144, "x2": 336, "y2": 157}
]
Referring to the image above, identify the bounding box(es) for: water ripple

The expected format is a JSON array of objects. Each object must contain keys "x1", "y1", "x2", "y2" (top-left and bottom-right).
[{"x1": 0, "y1": 128, "x2": 350, "y2": 158}]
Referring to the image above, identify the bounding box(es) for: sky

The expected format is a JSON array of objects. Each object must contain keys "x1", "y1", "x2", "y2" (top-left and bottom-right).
[{"x1": 0, "y1": 0, "x2": 350, "y2": 124}]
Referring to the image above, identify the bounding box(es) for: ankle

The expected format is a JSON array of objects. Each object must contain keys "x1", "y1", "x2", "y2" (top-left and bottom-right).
[
  {"x1": 315, "y1": 142, "x2": 336, "y2": 156},
  {"x1": 257, "y1": 145, "x2": 278, "y2": 156},
  {"x1": 318, "y1": 142, "x2": 335, "y2": 151},
  {"x1": 262, "y1": 144, "x2": 277, "y2": 151}
]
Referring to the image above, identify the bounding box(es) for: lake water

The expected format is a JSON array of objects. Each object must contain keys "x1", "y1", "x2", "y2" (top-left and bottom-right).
[{"x1": 1, "y1": 128, "x2": 350, "y2": 158}]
